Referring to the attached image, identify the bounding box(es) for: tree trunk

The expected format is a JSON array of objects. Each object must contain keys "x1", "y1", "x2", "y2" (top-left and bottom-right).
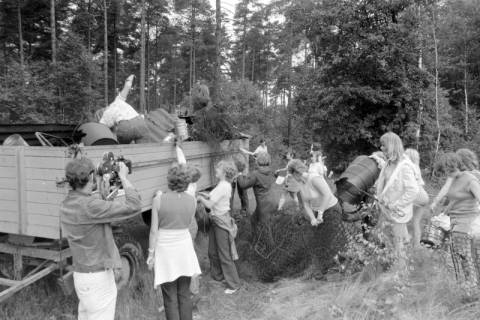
[
  {"x1": 140, "y1": 0, "x2": 146, "y2": 114},
  {"x1": 287, "y1": 22, "x2": 293, "y2": 147},
  {"x1": 113, "y1": 8, "x2": 117, "y2": 97},
  {"x1": 103, "y1": 0, "x2": 108, "y2": 107},
  {"x1": 17, "y1": 0, "x2": 24, "y2": 72},
  {"x1": 50, "y1": 0, "x2": 56, "y2": 65},
  {"x1": 87, "y1": 0, "x2": 92, "y2": 114},
  {"x1": 189, "y1": 1, "x2": 196, "y2": 101},
  {"x1": 431, "y1": 3, "x2": 441, "y2": 175},
  {"x1": 463, "y1": 20, "x2": 469, "y2": 136},
  {"x1": 241, "y1": 15, "x2": 247, "y2": 80},
  {"x1": 251, "y1": 48, "x2": 255, "y2": 82},
  {"x1": 146, "y1": 9, "x2": 150, "y2": 112},
  {"x1": 212, "y1": 0, "x2": 221, "y2": 103}
]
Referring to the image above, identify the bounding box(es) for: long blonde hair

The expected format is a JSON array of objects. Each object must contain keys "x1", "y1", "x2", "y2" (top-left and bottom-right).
[
  {"x1": 380, "y1": 132, "x2": 404, "y2": 163},
  {"x1": 405, "y1": 148, "x2": 420, "y2": 166}
]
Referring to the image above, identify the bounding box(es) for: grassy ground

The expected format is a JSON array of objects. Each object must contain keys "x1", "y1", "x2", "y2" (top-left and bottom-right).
[{"x1": 2, "y1": 186, "x2": 480, "y2": 319}]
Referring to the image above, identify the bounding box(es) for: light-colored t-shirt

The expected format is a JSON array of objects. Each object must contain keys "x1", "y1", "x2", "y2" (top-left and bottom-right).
[
  {"x1": 308, "y1": 162, "x2": 327, "y2": 176},
  {"x1": 253, "y1": 145, "x2": 268, "y2": 156},
  {"x1": 209, "y1": 180, "x2": 232, "y2": 216},
  {"x1": 99, "y1": 96, "x2": 139, "y2": 128}
]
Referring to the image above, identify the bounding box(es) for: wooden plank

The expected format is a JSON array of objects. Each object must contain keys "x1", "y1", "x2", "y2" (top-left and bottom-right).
[
  {"x1": 25, "y1": 168, "x2": 65, "y2": 181},
  {"x1": 17, "y1": 147, "x2": 26, "y2": 235},
  {"x1": 0, "y1": 189, "x2": 17, "y2": 201},
  {"x1": 23, "y1": 147, "x2": 66, "y2": 157},
  {"x1": 0, "y1": 147, "x2": 18, "y2": 156},
  {"x1": 26, "y1": 179, "x2": 66, "y2": 193},
  {"x1": 24, "y1": 156, "x2": 66, "y2": 169},
  {"x1": 25, "y1": 224, "x2": 59, "y2": 239},
  {"x1": 26, "y1": 191, "x2": 65, "y2": 205},
  {"x1": 0, "y1": 200, "x2": 17, "y2": 212},
  {"x1": 0, "y1": 221, "x2": 20, "y2": 234},
  {"x1": 0, "y1": 155, "x2": 16, "y2": 167},
  {"x1": 28, "y1": 214, "x2": 60, "y2": 227},
  {"x1": 0, "y1": 263, "x2": 58, "y2": 303},
  {"x1": 0, "y1": 167, "x2": 17, "y2": 178},
  {"x1": 0, "y1": 210, "x2": 19, "y2": 222},
  {"x1": 0, "y1": 278, "x2": 19, "y2": 287},
  {"x1": 26, "y1": 203, "x2": 59, "y2": 217},
  {"x1": 0, "y1": 177, "x2": 17, "y2": 190}
]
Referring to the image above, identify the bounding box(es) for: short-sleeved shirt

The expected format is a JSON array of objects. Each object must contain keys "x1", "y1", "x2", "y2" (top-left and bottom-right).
[
  {"x1": 253, "y1": 145, "x2": 268, "y2": 156},
  {"x1": 100, "y1": 96, "x2": 139, "y2": 128},
  {"x1": 209, "y1": 180, "x2": 232, "y2": 216}
]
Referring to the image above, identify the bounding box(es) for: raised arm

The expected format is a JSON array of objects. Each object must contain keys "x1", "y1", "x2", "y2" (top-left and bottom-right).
[
  {"x1": 118, "y1": 75, "x2": 135, "y2": 100},
  {"x1": 147, "y1": 192, "x2": 160, "y2": 270}
]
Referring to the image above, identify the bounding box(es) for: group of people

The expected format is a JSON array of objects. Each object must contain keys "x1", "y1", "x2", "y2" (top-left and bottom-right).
[{"x1": 59, "y1": 130, "x2": 480, "y2": 320}]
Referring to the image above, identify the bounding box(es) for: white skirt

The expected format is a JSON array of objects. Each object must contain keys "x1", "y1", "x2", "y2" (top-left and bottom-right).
[{"x1": 154, "y1": 228, "x2": 201, "y2": 288}]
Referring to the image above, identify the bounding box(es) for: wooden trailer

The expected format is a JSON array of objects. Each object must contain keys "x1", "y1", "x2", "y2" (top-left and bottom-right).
[{"x1": 0, "y1": 138, "x2": 249, "y2": 302}]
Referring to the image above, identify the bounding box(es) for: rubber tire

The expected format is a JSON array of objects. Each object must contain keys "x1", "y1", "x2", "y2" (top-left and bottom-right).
[
  {"x1": 141, "y1": 210, "x2": 152, "y2": 227},
  {"x1": 114, "y1": 234, "x2": 143, "y2": 289}
]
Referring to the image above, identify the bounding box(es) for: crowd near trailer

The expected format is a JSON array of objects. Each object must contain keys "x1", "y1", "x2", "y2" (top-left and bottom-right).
[{"x1": 0, "y1": 130, "x2": 248, "y2": 302}]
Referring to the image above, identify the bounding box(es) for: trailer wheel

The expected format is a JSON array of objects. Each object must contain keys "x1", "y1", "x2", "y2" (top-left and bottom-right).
[
  {"x1": 141, "y1": 210, "x2": 151, "y2": 227},
  {"x1": 114, "y1": 234, "x2": 143, "y2": 289}
]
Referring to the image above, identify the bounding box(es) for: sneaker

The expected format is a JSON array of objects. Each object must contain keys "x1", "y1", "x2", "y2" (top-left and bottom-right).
[{"x1": 224, "y1": 288, "x2": 238, "y2": 295}]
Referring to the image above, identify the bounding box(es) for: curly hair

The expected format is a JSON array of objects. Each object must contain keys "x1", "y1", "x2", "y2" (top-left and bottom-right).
[
  {"x1": 167, "y1": 164, "x2": 190, "y2": 192},
  {"x1": 65, "y1": 158, "x2": 95, "y2": 190},
  {"x1": 287, "y1": 159, "x2": 307, "y2": 175},
  {"x1": 434, "y1": 152, "x2": 461, "y2": 176},
  {"x1": 233, "y1": 154, "x2": 247, "y2": 172},
  {"x1": 456, "y1": 148, "x2": 479, "y2": 171},
  {"x1": 187, "y1": 165, "x2": 202, "y2": 183},
  {"x1": 256, "y1": 152, "x2": 271, "y2": 167},
  {"x1": 216, "y1": 160, "x2": 237, "y2": 183}
]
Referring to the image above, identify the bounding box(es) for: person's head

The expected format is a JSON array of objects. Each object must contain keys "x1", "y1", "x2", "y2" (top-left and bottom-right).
[
  {"x1": 233, "y1": 154, "x2": 246, "y2": 173},
  {"x1": 287, "y1": 159, "x2": 308, "y2": 182},
  {"x1": 215, "y1": 160, "x2": 237, "y2": 183},
  {"x1": 65, "y1": 157, "x2": 96, "y2": 191},
  {"x1": 456, "y1": 148, "x2": 479, "y2": 171},
  {"x1": 167, "y1": 164, "x2": 190, "y2": 192},
  {"x1": 285, "y1": 150, "x2": 295, "y2": 161},
  {"x1": 379, "y1": 132, "x2": 404, "y2": 163},
  {"x1": 259, "y1": 138, "x2": 266, "y2": 146},
  {"x1": 405, "y1": 148, "x2": 420, "y2": 166},
  {"x1": 187, "y1": 165, "x2": 201, "y2": 183},
  {"x1": 434, "y1": 152, "x2": 461, "y2": 177},
  {"x1": 3, "y1": 134, "x2": 28, "y2": 146},
  {"x1": 191, "y1": 83, "x2": 211, "y2": 111},
  {"x1": 256, "y1": 152, "x2": 271, "y2": 167}
]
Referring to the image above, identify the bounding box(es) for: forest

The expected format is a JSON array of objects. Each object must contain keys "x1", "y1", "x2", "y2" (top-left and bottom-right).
[{"x1": 1, "y1": 0, "x2": 480, "y2": 168}]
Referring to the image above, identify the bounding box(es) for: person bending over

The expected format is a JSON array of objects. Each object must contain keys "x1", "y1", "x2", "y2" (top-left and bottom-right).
[{"x1": 100, "y1": 75, "x2": 151, "y2": 144}]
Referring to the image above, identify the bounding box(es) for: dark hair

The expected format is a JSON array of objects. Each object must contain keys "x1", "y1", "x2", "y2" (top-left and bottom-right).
[
  {"x1": 65, "y1": 158, "x2": 95, "y2": 190},
  {"x1": 287, "y1": 159, "x2": 307, "y2": 175},
  {"x1": 259, "y1": 138, "x2": 265, "y2": 144},
  {"x1": 311, "y1": 142, "x2": 322, "y2": 152},
  {"x1": 434, "y1": 152, "x2": 461, "y2": 176},
  {"x1": 167, "y1": 164, "x2": 190, "y2": 192}
]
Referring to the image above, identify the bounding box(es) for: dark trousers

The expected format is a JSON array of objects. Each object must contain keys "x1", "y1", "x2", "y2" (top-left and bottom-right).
[
  {"x1": 208, "y1": 225, "x2": 241, "y2": 289},
  {"x1": 160, "y1": 276, "x2": 192, "y2": 320},
  {"x1": 231, "y1": 180, "x2": 249, "y2": 212},
  {"x1": 116, "y1": 116, "x2": 151, "y2": 144}
]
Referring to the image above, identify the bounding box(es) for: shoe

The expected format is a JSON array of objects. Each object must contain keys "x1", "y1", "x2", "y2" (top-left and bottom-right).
[{"x1": 224, "y1": 288, "x2": 238, "y2": 294}]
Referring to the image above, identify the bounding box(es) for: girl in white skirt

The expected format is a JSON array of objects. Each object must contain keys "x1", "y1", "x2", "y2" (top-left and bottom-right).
[{"x1": 147, "y1": 164, "x2": 201, "y2": 320}]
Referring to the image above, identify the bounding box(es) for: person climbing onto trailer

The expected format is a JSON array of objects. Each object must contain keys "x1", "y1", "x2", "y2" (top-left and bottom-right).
[
  {"x1": 60, "y1": 157, "x2": 141, "y2": 320},
  {"x1": 99, "y1": 74, "x2": 151, "y2": 144}
]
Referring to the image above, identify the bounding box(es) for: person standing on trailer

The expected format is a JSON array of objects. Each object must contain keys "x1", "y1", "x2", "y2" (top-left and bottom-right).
[{"x1": 60, "y1": 158, "x2": 141, "y2": 320}]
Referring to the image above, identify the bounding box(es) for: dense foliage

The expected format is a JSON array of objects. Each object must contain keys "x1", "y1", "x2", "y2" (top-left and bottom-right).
[{"x1": 2, "y1": 0, "x2": 480, "y2": 166}]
